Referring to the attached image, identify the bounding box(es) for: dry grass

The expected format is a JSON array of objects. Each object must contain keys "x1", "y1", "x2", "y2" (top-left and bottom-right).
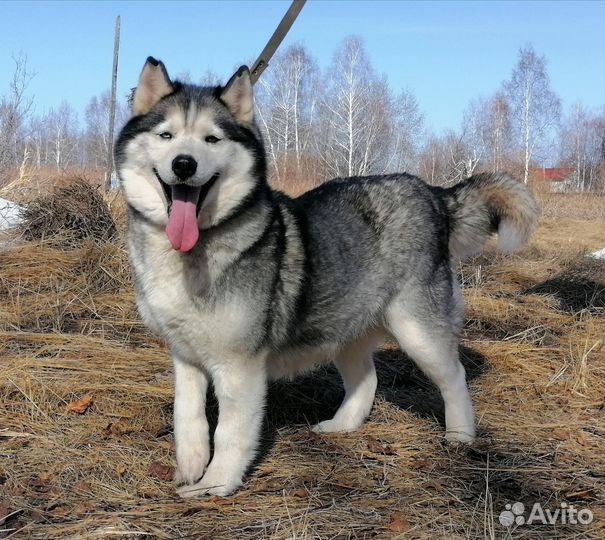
[
  {"x1": 18, "y1": 179, "x2": 117, "y2": 248},
  {"x1": 0, "y1": 167, "x2": 106, "y2": 204},
  {"x1": 535, "y1": 190, "x2": 605, "y2": 221},
  {"x1": 1, "y1": 186, "x2": 604, "y2": 540}
]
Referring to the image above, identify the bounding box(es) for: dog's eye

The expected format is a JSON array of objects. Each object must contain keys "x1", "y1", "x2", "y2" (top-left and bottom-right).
[
  {"x1": 205, "y1": 135, "x2": 221, "y2": 144},
  {"x1": 158, "y1": 132, "x2": 173, "y2": 140}
]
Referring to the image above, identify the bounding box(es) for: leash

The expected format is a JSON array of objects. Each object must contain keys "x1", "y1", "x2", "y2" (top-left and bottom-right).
[{"x1": 249, "y1": 0, "x2": 307, "y2": 85}]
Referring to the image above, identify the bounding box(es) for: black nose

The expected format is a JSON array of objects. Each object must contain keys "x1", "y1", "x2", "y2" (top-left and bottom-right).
[{"x1": 172, "y1": 154, "x2": 197, "y2": 180}]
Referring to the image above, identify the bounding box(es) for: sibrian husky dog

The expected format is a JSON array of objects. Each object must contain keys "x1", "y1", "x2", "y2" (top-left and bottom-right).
[{"x1": 115, "y1": 57, "x2": 538, "y2": 497}]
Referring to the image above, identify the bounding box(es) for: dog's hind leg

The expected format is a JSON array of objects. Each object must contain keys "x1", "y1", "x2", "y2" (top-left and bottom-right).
[
  {"x1": 312, "y1": 334, "x2": 380, "y2": 433},
  {"x1": 386, "y1": 283, "x2": 475, "y2": 443}
]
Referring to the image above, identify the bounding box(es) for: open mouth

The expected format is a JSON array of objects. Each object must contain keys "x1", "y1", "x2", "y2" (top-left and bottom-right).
[
  {"x1": 154, "y1": 169, "x2": 220, "y2": 216},
  {"x1": 153, "y1": 169, "x2": 220, "y2": 252}
]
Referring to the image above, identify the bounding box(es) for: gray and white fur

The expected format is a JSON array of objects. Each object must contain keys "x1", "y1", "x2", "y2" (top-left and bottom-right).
[{"x1": 115, "y1": 58, "x2": 539, "y2": 497}]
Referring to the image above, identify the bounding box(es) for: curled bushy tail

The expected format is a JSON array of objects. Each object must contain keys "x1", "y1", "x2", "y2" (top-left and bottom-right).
[{"x1": 441, "y1": 173, "x2": 539, "y2": 259}]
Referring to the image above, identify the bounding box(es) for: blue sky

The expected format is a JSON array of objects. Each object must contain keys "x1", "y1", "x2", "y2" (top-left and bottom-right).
[{"x1": 0, "y1": 0, "x2": 603, "y2": 132}]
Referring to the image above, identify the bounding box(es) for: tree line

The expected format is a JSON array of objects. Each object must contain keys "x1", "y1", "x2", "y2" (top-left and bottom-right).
[
  {"x1": 1, "y1": 38, "x2": 603, "y2": 193},
  {"x1": 0, "y1": 53, "x2": 129, "y2": 181}
]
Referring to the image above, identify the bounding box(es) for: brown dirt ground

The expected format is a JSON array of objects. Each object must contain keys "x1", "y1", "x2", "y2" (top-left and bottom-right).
[{"x1": 1, "y1": 190, "x2": 603, "y2": 540}]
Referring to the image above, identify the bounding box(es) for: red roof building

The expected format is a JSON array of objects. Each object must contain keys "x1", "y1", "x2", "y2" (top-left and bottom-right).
[
  {"x1": 532, "y1": 167, "x2": 576, "y2": 192},
  {"x1": 535, "y1": 167, "x2": 574, "y2": 181}
]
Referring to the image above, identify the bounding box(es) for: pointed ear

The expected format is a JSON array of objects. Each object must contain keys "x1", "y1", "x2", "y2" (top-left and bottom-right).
[
  {"x1": 132, "y1": 57, "x2": 174, "y2": 115},
  {"x1": 219, "y1": 66, "x2": 254, "y2": 125}
]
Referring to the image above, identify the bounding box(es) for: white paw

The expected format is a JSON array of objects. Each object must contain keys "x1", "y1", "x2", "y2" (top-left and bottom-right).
[
  {"x1": 174, "y1": 445, "x2": 210, "y2": 486},
  {"x1": 445, "y1": 427, "x2": 475, "y2": 444},
  {"x1": 176, "y1": 459, "x2": 243, "y2": 498},
  {"x1": 176, "y1": 472, "x2": 241, "y2": 498},
  {"x1": 312, "y1": 417, "x2": 362, "y2": 434}
]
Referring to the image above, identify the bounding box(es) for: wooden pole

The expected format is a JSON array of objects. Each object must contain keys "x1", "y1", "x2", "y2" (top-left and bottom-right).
[{"x1": 105, "y1": 15, "x2": 121, "y2": 191}]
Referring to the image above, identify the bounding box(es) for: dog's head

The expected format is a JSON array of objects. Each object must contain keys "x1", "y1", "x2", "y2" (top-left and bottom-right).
[{"x1": 115, "y1": 57, "x2": 266, "y2": 252}]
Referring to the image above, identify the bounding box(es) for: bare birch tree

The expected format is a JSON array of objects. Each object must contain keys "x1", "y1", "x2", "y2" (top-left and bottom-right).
[
  {"x1": 418, "y1": 129, "x2": 481, "y2": 187},
  {"x1": 486, "y1": 92, "x2": 511, "y2": 172},
  {"x1": 417, "y1": 134, "x2": 441, "y2": 185},
  {"x1": 0, "y1": 53, "x2": 35, "y2": 173},
  {"x1": 459, "y1": 92, "x2": 513, "y2": 174},
  {"x1": 255, "y1": 45, "x2": 318, "y2": 186},
  {"x1": 319, "y1": 36, "x2": 393, "y2": 178},
  {"x1": 559, "y1": 104, "x2": 605, "y2": 191},
  {"x1": 386, "y1": 89, "x2": 424, "y2": 174},
  {"x1": 84, "y1": 91, "x2": 128, "y2": 168},
  {"x1": 504, "y1": 44, "x2": 560, "y2": 183},
  {"x1": 460, "y1": 98, "x2": 489, "y2": 175},
  {"x1": 45, "y1": 102, "x2": 80, "y2": 170}
]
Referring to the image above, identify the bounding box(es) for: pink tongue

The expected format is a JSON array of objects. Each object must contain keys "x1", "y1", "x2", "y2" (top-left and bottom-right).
[{"x1": 165, "y1": 185, "x2": 202, "y2": 252}]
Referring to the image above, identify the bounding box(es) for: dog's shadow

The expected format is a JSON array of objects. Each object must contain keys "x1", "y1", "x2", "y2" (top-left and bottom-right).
[
  {"x1": 253, "y1": 344, "x2": 488, "y2": 459},
  {"x1": 524, "y1": 276, "x2": 605, "y2": 313},
  {"x1": 522, "y1": 256, "x2": 605, "y2": 313},
  {"x1": 202, "y1": 345, "x2": 487, "y2": 465},
  {"x1": 203, "y1": 345, "x2": 567, "y2": 515}
]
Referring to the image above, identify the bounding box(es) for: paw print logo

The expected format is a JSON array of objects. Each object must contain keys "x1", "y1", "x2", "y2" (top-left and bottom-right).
[{"x1": 499, "y1": 502, "x2": 525, "y2": 527}]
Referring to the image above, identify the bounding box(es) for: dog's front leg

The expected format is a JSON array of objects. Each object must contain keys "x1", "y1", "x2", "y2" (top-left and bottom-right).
[
  {"x1": 178, "y1": 357, "x2": 266, "y2": 497},
  {"x1": 173, "y1": 356, "x2": 210, "y2": 486}
]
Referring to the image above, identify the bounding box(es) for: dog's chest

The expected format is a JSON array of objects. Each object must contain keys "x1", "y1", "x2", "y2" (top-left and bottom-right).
[{"x1": 130, "y1": 236, "x2": 255, "y2": 362}]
